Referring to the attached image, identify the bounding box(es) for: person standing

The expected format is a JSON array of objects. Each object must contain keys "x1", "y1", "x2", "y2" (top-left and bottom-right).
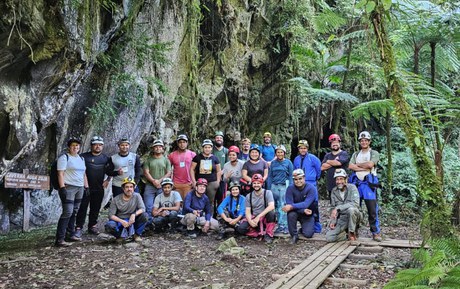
[
  {"x1": 222, "y1": 146, "x2": 245, "y2": 184},
  {"x1": 269, "y1": 145, "x2": 293, "y2": 234},
  {"x1": 75, "y1": 136, "x2": 111, "y2": 237},
  {"x1": 239, "y1": 138, "x2": 251, "y2": 161},
  {"x1": 168, "y1": 134, "x2": 196, "y2": 200},
  {"x1": 321, "y1": 134, "x2": 350, "y2": 199},
  {"x1": 55, "y1": 137, "x2": 88, "y2": 247},
  {"x1": 293, "y1": 139, "x2": 322, "y2": 233},
  {"x1": 142, "y1": 140, "x2": 172, "y2": 218},
  {"x1": 212, "y1": 131, "x2": 228, "y2": 209},
  {"x1": 241, "y1": 144, "x2": 269, "y2": 186},
  {"x1": 105, "y1": 177, "x2": 148, "y2": 242},
  {"x1": 282, "y1": 169, "x2": 317, "y2": 244},
  {"x1": 190, "y1": 139, "x2": 222, "y2": 212},
  {"x1": 106, "y1": 138, "x2": 141, "y2": 198},
  {"x1": 348, "y1": 131, "x2": 381, "y2": 241},
  {"x1": 326, "y1": 169, "x2": 362, "y2": 242},
  {"x1": 259, "y1": 132, "x2": 276, "y2": 164}
]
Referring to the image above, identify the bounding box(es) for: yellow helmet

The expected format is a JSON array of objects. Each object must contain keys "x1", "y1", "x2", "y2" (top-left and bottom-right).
[{"x1": 121, "y1": 177, "x2": 136, "y2": 187}]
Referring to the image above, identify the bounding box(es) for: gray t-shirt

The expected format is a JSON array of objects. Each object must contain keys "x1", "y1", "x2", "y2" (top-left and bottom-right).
[
  {"x1": 245, "y1": 189, "x2": 274, "y2": 216},
  {"x1": 57, "y1": 154, "x2": 86, "y2": 187},
  {"x1": 109, "y1": 193, "x2": 146, "y2": 219},
  {"x1": 153, "y1": 191, "x2": 182, "y2": 209},
  {"x1": 222, "y1": 160, "x2": 245, "y2": 183}
]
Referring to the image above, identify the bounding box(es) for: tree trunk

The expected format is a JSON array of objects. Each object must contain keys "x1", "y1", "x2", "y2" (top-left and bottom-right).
[
  {"x1": 385, "y1": 111, "x2": 393, "y2": 197},
  {"x1": 414, "y1": 45, "x2": 420, "y2": 74},
  {"x1": 370, "y1": 3, "x2": 452, "y2": 239}
]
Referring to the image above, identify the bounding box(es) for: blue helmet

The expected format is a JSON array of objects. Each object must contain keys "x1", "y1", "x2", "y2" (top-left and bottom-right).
[{"x1": 249, "y1": 144, "x2": 260, "y2": 153}]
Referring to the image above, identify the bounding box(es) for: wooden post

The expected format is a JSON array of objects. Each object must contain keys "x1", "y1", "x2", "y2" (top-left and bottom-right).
[{"x1": 22, "y1": 169, "x2": 30, "y2": 232}]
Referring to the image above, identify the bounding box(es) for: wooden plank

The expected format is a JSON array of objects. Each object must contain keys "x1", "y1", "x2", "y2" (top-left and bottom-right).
[
  {"x1": 23, "y1": 189, "x2": 31, "y2": 232},
  {"x1": 274, "y1": 233, "x2": 327, "y2": 242},
  {"x1": 326, "y1": 277, "x2": 369, "y2": 286},
  {"x1": 356, "y1": 246, "x2": 383, "y2": 253},
  {"x1": 279, "y1": 242, "x2": 352, "y2": 289},
  {"x1": 296, "y1": 244, "x2": 356, "y2": 289},
  {"x1": 266, "y1": 242, "x2": 338, "y2": 289},
  {"x1": 339, "y1": 263, "x2": 374, "y2": 270},
  {"x1": 352, "y1": 238, "x2": 425, "y2": 248}
]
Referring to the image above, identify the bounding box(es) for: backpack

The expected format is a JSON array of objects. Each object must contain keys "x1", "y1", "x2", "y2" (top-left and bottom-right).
[
  {"x1": 50, "y1": 153, "x2": 68, "y2": 191},
  {"x1": 249, "y1": 189, "x2": 267, "y2": 215}
]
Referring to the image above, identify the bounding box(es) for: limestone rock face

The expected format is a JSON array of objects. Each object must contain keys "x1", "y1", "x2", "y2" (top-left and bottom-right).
[{"x1": 0, "y1": 0, "x2": 296, "y2": 233}]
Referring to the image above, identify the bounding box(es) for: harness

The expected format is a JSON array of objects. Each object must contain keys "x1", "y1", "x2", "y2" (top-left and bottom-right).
[
  {"x1": 249, "y1": 189, "x2": 267, "y2": 216},
  {"x1": 228, "y1": 195, "x2": 241, "y2": 218}
]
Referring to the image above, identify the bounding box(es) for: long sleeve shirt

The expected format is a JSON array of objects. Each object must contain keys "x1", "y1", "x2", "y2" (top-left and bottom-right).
[
  {"x1": 217, "y1": 195, "x2": 246, "y2": 218},
  {"x1": 330, "y1": 184, "x2": 360, "y2": 213},
  {"x1": 183, "y1": 191, "x2": 212, "y2": 221},
  {"x1": 293, "y1": 153, "x2": 321, "y2": 183},
  {"x1": 269, "y1": 158, "x2": 294, "y2": 186},
  {"x1": 285, "y1": 183, "x2": 318, "y2": 213}
]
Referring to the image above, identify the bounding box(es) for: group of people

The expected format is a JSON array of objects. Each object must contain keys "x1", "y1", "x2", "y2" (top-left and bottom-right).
[{"x1": 54, "y1": 130, "x2": 381, "y2": 247}]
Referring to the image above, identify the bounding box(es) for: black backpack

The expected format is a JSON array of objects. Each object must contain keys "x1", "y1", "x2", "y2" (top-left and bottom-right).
[{"x1": 49, "y1": 154, "x2": 68, "y2": 191}]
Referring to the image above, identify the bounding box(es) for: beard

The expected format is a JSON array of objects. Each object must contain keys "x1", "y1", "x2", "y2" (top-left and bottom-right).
[{"x1": 215, "y1": 142, "x2": 223, "y2": 147}]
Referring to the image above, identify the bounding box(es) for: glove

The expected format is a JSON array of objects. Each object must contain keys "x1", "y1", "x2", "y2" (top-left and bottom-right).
[
  {"x1": 58, "y1": 187, "x2": 67, "y2": 195},
  {"x1": 84, "y1": 188, "x2": 90, "y2": 197}
]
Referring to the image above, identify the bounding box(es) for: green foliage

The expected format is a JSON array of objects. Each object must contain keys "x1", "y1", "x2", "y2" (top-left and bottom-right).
[
  {"x1": 384, "y1": 237, "x2": 460, "y2": 289},
  {"x1": 87, "y1": 90, "x2": 117, "y2": 133},
  {"x1": 350, "y1": 99, "x2": 394, "y2": 121},
  {"x1": 131, "y1": 35, "x2": 172, "y2": 69}
]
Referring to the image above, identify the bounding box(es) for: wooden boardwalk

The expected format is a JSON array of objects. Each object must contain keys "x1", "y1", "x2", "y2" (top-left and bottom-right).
[{"x1": 268, "y1": 236, "x2": 424, "y2": 288}]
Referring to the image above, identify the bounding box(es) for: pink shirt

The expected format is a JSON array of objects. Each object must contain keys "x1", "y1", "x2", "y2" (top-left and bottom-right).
[{"x1": 168, "y1": 149, "x2": 196, "y2": 184}]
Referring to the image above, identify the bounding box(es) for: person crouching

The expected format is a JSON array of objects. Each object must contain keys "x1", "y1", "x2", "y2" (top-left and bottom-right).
[{"x1": 216, "y1": 181, "x2": 246, "y2": 240}]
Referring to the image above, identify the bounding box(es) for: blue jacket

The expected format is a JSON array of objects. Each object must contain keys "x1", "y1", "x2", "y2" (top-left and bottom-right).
[
  {"x1": 269, "y1": 158, "x2": 294, "y2": 186},
  {"x1": 217, "y1": 195, "x2": 246, "y2": 218},
  {"x1": 285, "y1": 183, "x2": 317, "y2": 214},
  {"x1": 183, "y1": 191, "x2": 212, "y2": 221},
  {"x1": 260, "y1": 144, "x2": 276, "y2": 162},
  {"x1": 293, "y1": 153, "x2": 321, "y2": 183}
]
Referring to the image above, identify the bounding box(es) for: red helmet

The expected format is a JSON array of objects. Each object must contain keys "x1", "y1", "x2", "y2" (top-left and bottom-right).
[
  {"x1": 228, "y1": 145, "x2": 240, "y2": 154},
  {"x1": 328, "y1": 134, "x2": 341, "y2": 143},
  {"x1": 251, "y1": 174, "x2": 264, "y2": 184},
  {"x1": 196, "y1": 178, "x2": 208, "y2": 186}
]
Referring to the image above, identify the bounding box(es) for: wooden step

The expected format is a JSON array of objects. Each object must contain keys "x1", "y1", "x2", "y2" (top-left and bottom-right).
[{"x1": 326, "y1": 277, "x2": 369, "y2": 286}]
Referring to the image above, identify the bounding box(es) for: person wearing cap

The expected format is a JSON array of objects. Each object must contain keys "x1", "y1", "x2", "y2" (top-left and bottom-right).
[
  {"x1": 212, "y1": 131, "x2": 229, "y2": 211},
  {"x1": 216, "y1": 181, "x2": 246, "y2": 240},
  {"x1": 55, "y1": 137, "x2": 89, "y2": 246},
  {"x1": 321, "y1": 134, "x2": 350, "y2": 199},
  {"x1": 168, "y1": 134, "x2": 196, "y2": 199},
  {"x1": 239, "y1": 138, "x2": 251, "y2": 161},
  {"x1": 282, "y1": 169, "x2": 318, "y2": 244},
  {"x1": 259, "y1": 132, "x2": 277, "y2": 164},
  {"x1": 326, "y1": 169, "x2": 361, "y2": 242},
  {"x1": 151, "y1": 178, "x2": 182, "y2": 232},
  {"x1": 236, "y1": 174, "x2": 276, "y2": 244},
  {"x1": 293, "y1": 139, "x2": 322, "y2": 233},
  {"x1": 105, "y1": 178, "x2": 148, "y2": 242},
  {"x1": 182, "y1": 178, "x2": 220, "y2": 238},
  {"x1": 348, "y1": 131, "x2": 381, "y2": 241},
  {"x1": 269, "y1": 145, "x2": 293, "y2": 234},
  {"x1": 190, "y1": 139, "x2": 222, "y2": 214},
  {"x1": 142, "y1": 139, "x2": 172, "y2": 218},
  {"x1": 106, "y1": 138, "x2": 141, "y2": 198},
  {"x1": 222, "y1": 146, "x2": 245, "y2": 184},
  {"x1": 75, "y1": 136, "x2": 112, "y2": 237}
]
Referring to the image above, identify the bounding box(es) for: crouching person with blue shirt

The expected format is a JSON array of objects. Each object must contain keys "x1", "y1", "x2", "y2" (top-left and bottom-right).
[
  {"x1": 216, "y1": 181, "x2": 246, "y2": 240},
  {"x1": 282, "y1": 169, "x2": 318, "y2": 244},
  {"x1": 105, "y1": 178, "x2": 148, "y2": 242},
  {"x1": 151, "y1": 178, "x2": 182, "y2": 233},
  {"x1": 181, "y1": 178, "x2": 219, "y2": 238}
]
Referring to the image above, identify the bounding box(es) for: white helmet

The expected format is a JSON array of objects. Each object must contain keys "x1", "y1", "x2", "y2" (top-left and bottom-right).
[
  {"x1": 358, "y1": 131, "x2": 371, "y2": 140},
  {"x1": 333, "y1": 169, "x2": 347, "y2": 179},
  {"x1": 275, "y1": 145, "x2": 286, "y2": 154}
]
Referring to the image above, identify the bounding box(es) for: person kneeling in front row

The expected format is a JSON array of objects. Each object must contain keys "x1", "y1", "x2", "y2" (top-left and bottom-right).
[
  {"x1": 216, "y1": 181, "x2": 246, "y2": 240},
  {"x1": 105, "y1": 178, "x2": 148, "y2": 242},
  {"x1": 326, "y1": 169, "x2": 362, "y2": 242}
]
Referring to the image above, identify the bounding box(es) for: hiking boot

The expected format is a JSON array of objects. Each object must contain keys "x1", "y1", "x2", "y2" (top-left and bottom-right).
[
  {"x1": 55, "y1": 240, "x2": 72, "y2": 247},
  {"x1": 68, "y1": 235, "x2": 82, "y2": 242},
  {"x1": 274, "y1": 227, "x2": 283, "y2": 234},
  {"x1": 187, "y1": 231, "x2": 197, "y2": 239},
  {"x1": 290, "y1": 235, "x2": 299, "y2": 245},
  {"x1": 216, "y1": 231, "x2": 225, "y2": 240},
  {"x1": 74, "y1": 228, "x2": 82, "y2": 239},
  {"x1": 264, "y1": 235, "x2": 273, "y2": 244},
  {"x1": 348, "y1": 232, "x2": 357, "y2": 241},
  {"x1": 373, "y1": 233, "x2": 382, "y2": 242},
  {"x1": 88, "y1": 226, "x2": 99, "y2": 235},
  {"x1": 115, "y1": 237, "x2": 124, "y2": 244},
  {"x1": 133, "y1": 234, "x2": 142, "y2": 242},
  {"x1": 282, "y1": 228, "x2": 289, "y2": 235}
]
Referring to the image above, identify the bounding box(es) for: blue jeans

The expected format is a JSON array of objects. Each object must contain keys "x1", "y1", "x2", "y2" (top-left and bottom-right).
[
  {"x1": 152, "y1": 211, "x2": 180, "y2": 230},
  {"x1": 105, "y1": 213, "x2": 148, "y2": 238},
  {"x1": 143, "y1": 184, "x2": 162, "y2": 218},
  {"x1": 271, "y1": 183, "x2": 288, "y2": 229}
]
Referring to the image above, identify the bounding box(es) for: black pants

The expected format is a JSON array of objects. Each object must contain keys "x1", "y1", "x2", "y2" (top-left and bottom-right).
[
  {"x1": 76, "y1": 189, "x2": 104, "y2": 229},
  {"x1": 236, "y1": 211, "x2": 276, "y2": 235}
]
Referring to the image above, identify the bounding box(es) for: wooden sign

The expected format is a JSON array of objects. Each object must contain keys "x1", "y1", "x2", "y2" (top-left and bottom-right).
[
  {"x1": 4, "y1": 171, "x2": 50, "y2": 190},
  {"x1": 4, "y1": 170, "x2": 50, "y2": 232}
]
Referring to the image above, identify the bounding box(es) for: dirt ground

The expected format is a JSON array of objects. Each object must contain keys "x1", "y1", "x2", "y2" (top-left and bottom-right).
[{"x1": 0, "y1": 201, "x2": 422, "y2": 289}]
